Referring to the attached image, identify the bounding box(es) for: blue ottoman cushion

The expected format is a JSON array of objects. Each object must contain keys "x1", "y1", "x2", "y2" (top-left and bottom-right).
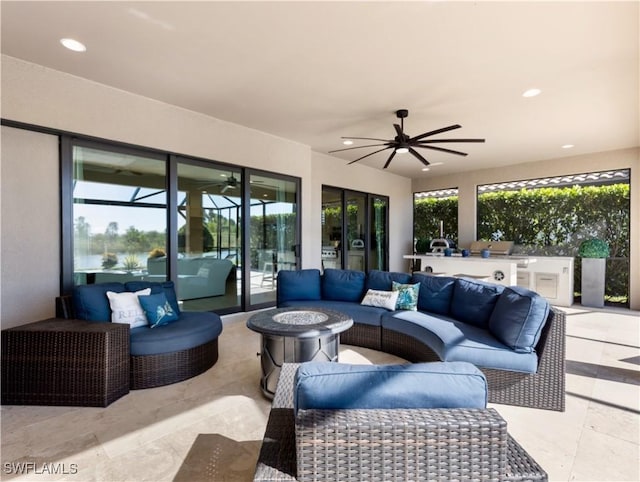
[
  {"x1": 294, "y1": 361, "x2": 488, "y2": 413},
  {"x1": 322, "y1": 269, "x2": 366, "y2": 302}
]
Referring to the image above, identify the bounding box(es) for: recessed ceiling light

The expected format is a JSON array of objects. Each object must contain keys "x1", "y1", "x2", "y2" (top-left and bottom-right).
[
  {"x1": 60, "y1": 38, "x2": 87, "y2": 52},
  {"x1": 343, "y1": 140, "x2": 353, "y2": 146},
  {"x1": 562, "y1": 144, "x2": 574, "y2": 149},
  {"x1": 522, "y1": 88, "x2": 541, "y2": 98},
  {"x1": 421, "y1": 167, "x2": 430, "y2": 171}
]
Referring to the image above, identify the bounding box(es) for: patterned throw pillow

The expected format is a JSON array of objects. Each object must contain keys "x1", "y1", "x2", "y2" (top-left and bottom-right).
[
  {"x1": 392, "y1": 281, "x2": 421, "y2": 311},
  {"x1": 138, "y1": 292, "x2": 179, "y2": 328},
  {"x1": 106, "y1": 289, "x2": 151, "y2": 328},
  {"x1": 360, "y1": 289, "x2": 399, "y2": 311}
]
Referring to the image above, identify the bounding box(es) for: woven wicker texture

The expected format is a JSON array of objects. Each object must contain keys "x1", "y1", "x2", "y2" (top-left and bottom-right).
[
  {"x1": 57, "y1": 295, "x2": 221, "y2": 391},
  {"x1": 381, "y1": 308, "x2": 566, "y2": 411},
  {"x1": 254, "y1": 363, "x2": 548, "y2": 482},
  {"x1": 340, "y1": 323, "x2": 382, "y2": 350},
  {"x1": 130, "y1": 338, "x2": 219, "y2": 390},
  {"x1": 1, "y1": 318, "x2": 130, "y2": 407}
]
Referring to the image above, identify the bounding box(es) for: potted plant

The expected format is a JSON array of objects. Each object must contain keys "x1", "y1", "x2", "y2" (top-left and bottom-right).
[{"x1": 578, "y1": 238, "x2": 609, "y2": 308}]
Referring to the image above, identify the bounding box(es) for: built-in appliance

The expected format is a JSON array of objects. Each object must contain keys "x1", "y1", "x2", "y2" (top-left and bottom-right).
[
  {"x1": 430, "y1": 238, "x2": 457, "y2": 253},
  {"x1": 469, "y1": 240, "x2": 514, "y2": 256}
]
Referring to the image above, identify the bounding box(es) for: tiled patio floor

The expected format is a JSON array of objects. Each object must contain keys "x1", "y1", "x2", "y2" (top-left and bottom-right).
[{"x1": 1, "y1": 305, "x2": 638, "y2": 481}]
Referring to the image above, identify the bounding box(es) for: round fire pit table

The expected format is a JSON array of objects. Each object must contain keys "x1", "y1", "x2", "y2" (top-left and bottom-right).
[{"x1": 247, "y1": 307, "x2": 353, "y2": 399}]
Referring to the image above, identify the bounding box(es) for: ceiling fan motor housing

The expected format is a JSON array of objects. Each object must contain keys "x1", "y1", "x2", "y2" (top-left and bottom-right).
[{"x1": 396, "y1": 109, "x2": 409, "y2": 119}]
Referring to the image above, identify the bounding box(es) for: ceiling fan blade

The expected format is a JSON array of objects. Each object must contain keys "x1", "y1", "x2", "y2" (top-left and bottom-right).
[
  {"x1": 410, "y1": 124, "x2": 461, "y2": 142},
  {"x1": 394, "y1": 123, "x2": 404, "y2": 138},
  {"x1": 414, "y1": 145, "x2": 469, "y2": 156},
  {"x1": 348, "y1": 146, "x2": 393, "y2": 165},
  {"x1": 417, "y1": 138, "x2": 485, "y2": 143},
  {"x1": 340, "y1": 136, "x2": 390, "y2": 142},
  {"x1": 408, "y1": 147, "x2": 430, "y2": 167},
  {"x1": 329, "y1": 143, "x2": 391, "y2": 154},
  {"x1": 383, "y1": 150, "x2": 397, "y2": 169}
]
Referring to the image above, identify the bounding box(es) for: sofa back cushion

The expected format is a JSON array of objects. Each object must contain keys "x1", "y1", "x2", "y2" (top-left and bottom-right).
[
  {"x1": 450, "y1": 278, "x2": 504, "y2": 328},
  {"x1": 73, "y1": 282, "x2": 125, "y2": 322},
  {"x1": 488, "y1": 286, "x2": 550, "y2": 353},
  {"x1": 366, "y1": 270, "x2": 412, "y2": 291},
  {"x1": 294, "y1": 361, "x2": 488, "y2": 413},
  {"x1": 125, "y1": 281, "x2": 181, "y2": 316},
  {"x1": 277, "y1": 269, "x2": 321, "y2": 305},
  {"x1": 321, "y1": 269, "x2": 366, "y2": 302},
  {"x1": 412, "y1": 273, "x2": 456, "y2": 315}
]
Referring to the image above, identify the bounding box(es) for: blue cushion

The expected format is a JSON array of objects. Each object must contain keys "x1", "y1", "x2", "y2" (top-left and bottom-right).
[
  {"x1": 488, "y1": 286, "x2": 550, "y2": 353},
  {"x1": 73, "y1": 283, "x2": 125, "y2": 322},
  {"x1": 293, "y1": 361, "x2": 487, "y2": 414},
  {"x1": 383, "y1": 311, "x2": 538, "y2": 373},
  {"x1": 450, "y1": 278, "x2": 504, "y2": 328},
  {"x1": 129, "y1": 311, "x2": 222, "y2": 356},
  {"x1": 138, "y1": 292, "x2": 179, "y2": 328},
  {"x1": 321, "y1": 269, "x2": 366, "y2": 302},
  {"x1": 392, "y1": 281, "x2": 420, "y2": 310},
  {"x1": 411, "y1": 273, "x2": 455, "y2": 316},
  {"x1": 277, "y1": 269, "x2": 321, "y2": 304},
  {"x1": 125, "y1": 280, "x2": 181, "y2": 315},
  {"x1": 366, "y1": 270, "x2": 412, "y2": 291},
  {"x1": 280, "y1": 299, "x2": 387, "y2": 327}
]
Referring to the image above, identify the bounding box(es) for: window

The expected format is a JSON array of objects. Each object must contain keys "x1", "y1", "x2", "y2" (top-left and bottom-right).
[
  {"x1": 62, "y1": 138, "x2": 300, "y2": 314},
  {"x1": 413, "y1": 188, "x2": 459, "y2": 252},
  {"x1": 476, "y1": 169, "x2": 630, "y2": 305}
]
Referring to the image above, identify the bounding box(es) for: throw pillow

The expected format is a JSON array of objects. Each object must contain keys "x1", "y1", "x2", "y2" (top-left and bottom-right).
[
  {"x1": 106, "y1": 288, "x2": 151, "y2": 328},
  {"x1": 360, "y1": 289, "x2": 399, "y2": 311},
  {"x1": 138, "y1": 292, "x2": 180, "y2": 328},
  {"x1": 392, "y1": 281, "x2": 420, "y2": 311}
]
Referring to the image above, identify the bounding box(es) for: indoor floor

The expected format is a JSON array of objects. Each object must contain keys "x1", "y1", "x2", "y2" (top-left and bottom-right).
[{"x1": 1, "y1": 306, "x2": 638, "y2": 481}]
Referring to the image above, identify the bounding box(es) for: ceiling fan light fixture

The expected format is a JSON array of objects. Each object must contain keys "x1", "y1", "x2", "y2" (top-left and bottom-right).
[{"x1": 395, "y1": 147, "x2": 409, "y2": 154}]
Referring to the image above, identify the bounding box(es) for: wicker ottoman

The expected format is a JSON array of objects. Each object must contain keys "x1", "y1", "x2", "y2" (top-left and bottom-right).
[{"x1": 1, "y1": 318, "x2": 130, "y2": 407}]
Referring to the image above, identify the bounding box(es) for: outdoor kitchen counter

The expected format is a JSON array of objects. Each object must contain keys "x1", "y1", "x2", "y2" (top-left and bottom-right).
[{"x1": 403, "y1": 254, "x2": 538, "y2": 286}]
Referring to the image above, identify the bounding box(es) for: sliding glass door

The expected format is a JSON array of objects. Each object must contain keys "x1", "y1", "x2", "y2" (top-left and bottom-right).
[
  {"x1": 246, "y1": 172, "x2": 300, "y2": 309},
  {"x1": 321, "y1": 187, "x2": 388, "y2": 272},
  {"x1": 64, "y1": 137, "x2": 300, "y2": 314}
]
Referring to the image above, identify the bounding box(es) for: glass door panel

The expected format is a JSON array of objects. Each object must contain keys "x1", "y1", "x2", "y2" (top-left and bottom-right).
[
  {"x1": 176, "y1": 162, "x2": 241, "y2": 311},
  {"x1": 369, "y1": 195, "x2": 388, "y2": 271},
  {"x1": 321, "y1": 187, "x2": 342, "y2": 270},
  {"x1": 248, "y1": 173, "x2": 299, "y2": 308},
  {"x1": 346, "y1": 192, "x2": 367, "y2": 271},
  {"x1": 72, "y1": 144, "x2": 167, "y2": 286}
]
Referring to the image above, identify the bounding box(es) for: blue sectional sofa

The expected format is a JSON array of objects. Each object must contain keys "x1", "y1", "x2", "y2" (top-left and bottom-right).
[
  {"x1": 277, "y1": 268, "x2": 566, "y2": 411},
  {"x1": 58, "y1": 280, "x2": 222, "y2": 390}
]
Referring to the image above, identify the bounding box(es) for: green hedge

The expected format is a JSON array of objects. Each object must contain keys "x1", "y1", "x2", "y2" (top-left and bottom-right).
[{"x1": 414, "y1": 184, "x2": 630, "y2": 302}]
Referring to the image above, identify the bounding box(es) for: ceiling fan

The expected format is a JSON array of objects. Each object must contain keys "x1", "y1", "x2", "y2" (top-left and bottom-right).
[
  {"x1": 220, "y1": 174, "x2": 238, "y2": 193},
  {"x1": 329, "y1": 109, "x2": 485, "y2": 169}
]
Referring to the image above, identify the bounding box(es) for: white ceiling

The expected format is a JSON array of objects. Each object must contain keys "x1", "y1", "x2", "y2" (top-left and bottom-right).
[{"x1": 1, "y1": 1, "x2": 638, "y2": 178}]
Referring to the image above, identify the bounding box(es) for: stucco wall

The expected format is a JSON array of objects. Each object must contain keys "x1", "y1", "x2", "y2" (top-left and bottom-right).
[{"x1": 1, "y1": 127, "x2": 60, "y2": 328}]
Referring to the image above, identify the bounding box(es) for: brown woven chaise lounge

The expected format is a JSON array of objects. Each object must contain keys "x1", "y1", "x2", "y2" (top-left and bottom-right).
[{"x1": 254, "y1": 363, "x2": 548, "y2": 482}]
